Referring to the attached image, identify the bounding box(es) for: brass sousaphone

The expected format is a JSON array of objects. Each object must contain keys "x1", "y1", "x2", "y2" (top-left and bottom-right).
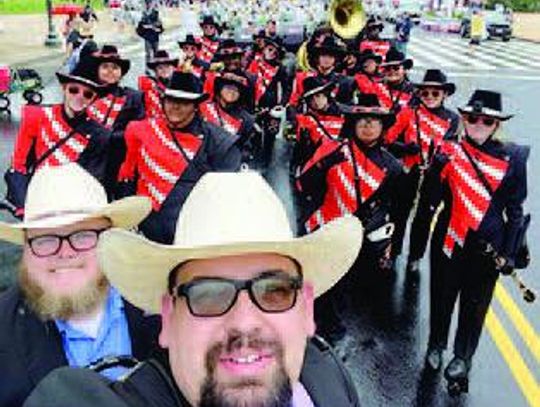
[{"x1": 296, "y1": 0, "x2": 366, "y2": 71}]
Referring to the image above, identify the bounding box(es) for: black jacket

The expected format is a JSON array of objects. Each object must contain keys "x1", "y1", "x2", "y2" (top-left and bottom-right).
[
  {"x1": 24, "y1": 337, "x2": 361, "y2": 407},
  {"x1": 0, "y1": 286, "x2": 161, "y2": 407}
]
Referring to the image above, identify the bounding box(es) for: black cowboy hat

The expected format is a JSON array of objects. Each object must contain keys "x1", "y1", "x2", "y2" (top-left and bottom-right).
[
  {"x1": 90, "y1": 44, "x2": 131, "y2": 76},
  {"x1": 215, "y1": 39, "x2": 244, "y2": 61},
  {"x1": 458, "y1": 89, "x2": 513, "y2": 121},
  {"x1": 253, "y1": 29, "x2": 266, "y2": 40},
  {"x1": 358, "y1": 49, "x2": 383, "y2": 64},
  {"x1": 147, "y1": 50, "x2": 179, "y2": 69},
  {"x1": 263, "y1": 36, "x2": 286, "y2": 58},
  {"x1": 311, "y1": 36, "x2": 346, "y2": 60},
  {"x1": 415, "y1": 69, "x2": 456, "y2": 96},
  {"x1": 178, "y1": 34, "x2": 201, "y2": 49},
  {"x1": 56, "y1": 59, "x2": 104, "y2": 94},
  {"x1": 300, "y1": 77, "x2": 335, "y2": 101},
  {"x1": 380, "y1": 47, "x2": 413, "y2": 70},
  {"x1": 163, "y1": 72, "x2": 208, "y2": 103},
  {"x1": 366, "y1": 15, "x2": 384, "y2": 30},
  {"x1": 342, "y1": 93, "x2": 395, "y2": 130},
  {"x1": 215, "y1": 72, "x2": 250, "y2": 94},
  {"x1": 200, "y1": 15, "x2": 221, "y2": 30}
]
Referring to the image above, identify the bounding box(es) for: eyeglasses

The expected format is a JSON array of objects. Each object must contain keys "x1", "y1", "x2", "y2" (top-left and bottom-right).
[
  {"x1": 465, "y1": 115, "x2": 496, "y2": 127},
  {"x1": 356, "y1": 117, "x2": 382, "y2": 126},
  {"x1": 172, "y1": 272, "x2": 303, "y2": 317},
  {"x1": 382, "y1": 65, "x2": 401, "y2": 72},
  {"x1": 27, "y1": 229, "x2": 107, "y2": 258},
  {"x1": 67, "y1": 85, "x2": 96, "y2": 100},
  {"x1": 420, "y1": 89, "x2": 442, "y2": 98}
]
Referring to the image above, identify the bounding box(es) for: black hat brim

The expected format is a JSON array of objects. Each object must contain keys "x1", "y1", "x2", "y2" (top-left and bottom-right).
[
  {"x1": 381, "y1": 58, "x2": 413, "y2": 70},
  {"x1": 311, "y1": 46, "x2": 345, "y2": 59},
  {"x1": 359, "y1": 53, "x2": 383, "y2": 64},
  {"x1": 91, "y1": 56, "x2": 131, "y2": 76},
  {"x1": 163, "y1": 89, "x2": 209, "y2": 103},
  {"x1": 147, "y1": 58, "x2": 179, "y2": 69},
  {"x1": 300, "y1": 81, "x2": 335, "y2": 101},
  {"x1": 56, "y1": 71, "x2": 105, "y2": 95},
  {"x1": 458, "y1": 106, "x2": 513, "y2": 121},
  {"x1": 178, "y1": 41, "x2": 201, "y2": 49},
  {"x1": 416, "y1": 82, "x2": 456, "y2": 96}
]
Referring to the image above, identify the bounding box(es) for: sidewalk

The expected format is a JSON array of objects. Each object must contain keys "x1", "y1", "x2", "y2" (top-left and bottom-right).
[{"x1": 0, "y1": 8, "x2": 182, "y2": 67}]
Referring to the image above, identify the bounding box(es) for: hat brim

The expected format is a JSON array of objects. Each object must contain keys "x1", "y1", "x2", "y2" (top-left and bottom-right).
[
  {"x1": 381, "y1": 59, "x2": 413, "y2": 70},
  {"x1": 458, "y1": 106, "x2": 513, "y2": 121},
  {"x1": 147, "y1": 58, "x2": 180, "y2": 69},
  {"x1": 56, "y1": 72, "x2": 102, "y2": 92},
  {"x1": 416, "y1": 82, "x2": 456, "y2": 96},
  {"x1": 0, "y1": 196, "x2": 151, "y2": 245},
  {"x1": 98, "y1": 216, "x2": 363, "y2": 314},
  {"x1": 91, "y1": 56, "x2": 131, "y2": 76},
  {"x1": 312, "y1": 46, "x2": 345, "y2": 59},
  {"x1": 163, "y1": 88, "x2": 208, "y2": 102},
  {"x1": 178, "y1": 41, "x2": 201, "y2": 49},
  {"x1": 300, "y1": 81, "x2": 335, "y2": 101},
  {"x1": 359, "y1": 53, "x2": 383, "y2": 64}
]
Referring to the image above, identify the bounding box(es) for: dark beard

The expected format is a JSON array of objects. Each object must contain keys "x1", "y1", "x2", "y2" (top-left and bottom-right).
[{"x1": 198, "y1": 331, "x2": 292, "y2": 407}]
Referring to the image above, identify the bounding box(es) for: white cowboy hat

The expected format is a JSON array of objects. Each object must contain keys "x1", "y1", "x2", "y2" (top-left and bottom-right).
[
  {"x1": 98, "y1": 172, "x2": 363, "y2": 314},
  {"x1": 0, "y1": 163, "x2": 152, "y2": 245}
]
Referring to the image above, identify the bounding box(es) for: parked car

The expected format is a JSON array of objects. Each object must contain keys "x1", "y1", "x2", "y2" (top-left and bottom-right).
[{"x1": 460, "y1": 10, "x2": 512, "y2": 41}]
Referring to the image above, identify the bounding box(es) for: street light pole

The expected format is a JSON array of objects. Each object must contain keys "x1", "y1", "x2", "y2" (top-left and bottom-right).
[{"x1": 44, "y1": 0, "x2": 61, "y2": 46}]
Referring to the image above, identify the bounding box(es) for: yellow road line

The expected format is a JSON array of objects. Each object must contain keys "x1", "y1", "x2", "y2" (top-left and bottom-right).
[
  {"x1": 495, "y1": 281, "x2": 540, "y2": 365},
  {"x1": 485, "y1": 308, "x2": 540, "y2": 407}
]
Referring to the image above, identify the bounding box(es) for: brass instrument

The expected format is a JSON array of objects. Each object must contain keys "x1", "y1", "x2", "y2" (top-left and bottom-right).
[
  {"x1": 296, "y1": 41, "x2": 311, "y2": 72},
  {"x1": 329, "y1": 0, "x2": 366, "y2": 39}
]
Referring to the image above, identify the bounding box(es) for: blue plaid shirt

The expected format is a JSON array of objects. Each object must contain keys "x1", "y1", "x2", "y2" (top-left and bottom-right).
[{"x1": 55, "y1": 287, "x2": 132, "y2": 380}]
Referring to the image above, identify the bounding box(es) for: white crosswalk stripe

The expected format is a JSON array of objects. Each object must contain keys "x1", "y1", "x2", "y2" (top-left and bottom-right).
[{"x1": 409, "y1": 33, "x2": 540, "y2": 72}]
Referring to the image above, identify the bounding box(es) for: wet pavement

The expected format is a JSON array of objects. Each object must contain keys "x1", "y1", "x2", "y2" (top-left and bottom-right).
[{"x1": 0, "y1": 30, "x2": 539, "y2": 406}]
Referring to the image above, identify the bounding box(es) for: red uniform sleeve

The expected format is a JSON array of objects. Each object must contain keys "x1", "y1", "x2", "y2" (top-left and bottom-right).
[
  {"x1": 385, "y1": 108, "x2": 412, "y2": 144},
  {"x1": 138, "y1": 76, "x2": 153, "y2": 92},
  {"x1": 118, "y1": 121, "x2": 142, "y2": 181},
  {"x1": 12, "y1": 105, "x2": 42, "y2": 173},
  {"x1": 354, "y1": 74, "x2": 374, "y2": 95},
  {"x1": 203, "y1": 72, "x2": 216, "y2": 99},
  {"x1": 288, "y1": 72, "x2": 306, "y2": 108}
]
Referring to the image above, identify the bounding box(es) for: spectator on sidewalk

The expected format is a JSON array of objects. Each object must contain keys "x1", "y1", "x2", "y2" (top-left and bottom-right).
[{"x1": 136, "y1": 7, "x2": 164, "y2": 65}]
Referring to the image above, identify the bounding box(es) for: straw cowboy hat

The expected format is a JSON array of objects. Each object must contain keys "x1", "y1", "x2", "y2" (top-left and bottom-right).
[
  {"x1": 98, "y1": 172, "x2": 364, "y2": 314},
  {"x1": 0, "y1": 164, "x2": 151, "y2": 245}
]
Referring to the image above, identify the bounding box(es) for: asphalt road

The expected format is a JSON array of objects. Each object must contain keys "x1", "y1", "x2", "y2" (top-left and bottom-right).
[{"x1": 0, "y1": 28, "x2": 539, "y2": 407}]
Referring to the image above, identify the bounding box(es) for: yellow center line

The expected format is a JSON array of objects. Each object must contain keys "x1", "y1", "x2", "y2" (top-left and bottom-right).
[
  {"x1": 495, "y1": 281, "x2": 540, "y2": 365},
  {"x1": 485, "y1": 308, "x2": 540, "y2": 407}
]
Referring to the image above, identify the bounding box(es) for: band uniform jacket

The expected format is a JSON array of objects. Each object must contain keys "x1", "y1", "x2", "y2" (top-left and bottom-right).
[
  {"x1": 9, "y1": 104, "x2": 111, "y2": 207},
  {"x1": 296, "y1": 137, "x2": 404, "y2": 240},
  {"x1": 247, "y1": 57, "x2": 291, "y2": 110},
  {"x1": 420, "y1": 137, "x2": 528, "y2": 264},
  {"x1": 355, "y1": 76, "x2": 414, "y2": 114},
  {"x1": 0, "y1": 286, "x2": 161, "y2": 407},
  {"x1": 385, "y1": 104, "x2": 460, "y2": 171},
  {"x1": 289, "y1": 71, "x2": 356, "y2": 108},
  {"x1": 195, "y1": 35, "x2": 220, "y2": 65},
  {"x1": 87, "y1": 85, "x2": 146, "y2": 193},
  {"x1": 117, "y1": 115, "x2": 242, "y2": 244},
  {"x1": 138, "y1": 76, "x2": 166, "y2": 119}
]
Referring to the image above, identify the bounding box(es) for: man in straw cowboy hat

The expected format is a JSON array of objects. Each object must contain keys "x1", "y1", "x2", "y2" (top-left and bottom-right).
[
  {"x1": 116, "y1": 72, "x2": 242, "y2": 244},
  {"x1": 0, "y1": 164, "x2": 159, "y2": 407},
  {"x1": 25, "y1": 172, "x2": 363, "y2": 407}
]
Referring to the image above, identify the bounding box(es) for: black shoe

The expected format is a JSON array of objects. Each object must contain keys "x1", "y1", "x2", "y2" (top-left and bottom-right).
[
  {"x1": 425, "y1": 348, "x2": 443, "y2": 371},
  {"x1": 444, "y1": 357, "x2": 470, "y2": 396},
  {"x1": 406, "y1": 259, "x2": 420, "y2": 274}
]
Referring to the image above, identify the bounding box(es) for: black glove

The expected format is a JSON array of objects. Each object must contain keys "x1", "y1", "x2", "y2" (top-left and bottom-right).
[
  {"x1": 115, "y1": 179, "x2": 137, "y2": 200},
  {"x1": 387, "y1": 142, "x2": 420, "y2": 157},
  {"x1": 317, "y1": 150, "x2": 347, "y2": 172},
  {"x1": 403, "y1": 142, "x2": 421, "y2": 155}
]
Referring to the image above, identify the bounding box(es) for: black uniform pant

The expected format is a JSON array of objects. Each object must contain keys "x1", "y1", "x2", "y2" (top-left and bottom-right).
[
  {"x1": 391, "y1": 166, "x2": 421, "y2": 258},
  {"x1": 408, "y1": 174, "x2": 435, "y2": 262},
  {"x1": 428, "y1": 244, "x2": 498, "y2": 361}
]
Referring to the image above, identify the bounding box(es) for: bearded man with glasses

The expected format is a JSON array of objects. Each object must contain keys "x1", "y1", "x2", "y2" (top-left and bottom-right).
[
  {"x1": 25, "y1": 172, "x2": 363, "y2": 407},
  {"x1": 385, "y1": 69, "x2": 461, "y2": 274},
  {"x1": 0, "y1": 164, "x2": 159, "y2": 407},
  {"x1": 5, "y1": 59, "x2": 112, "y2": 218}
]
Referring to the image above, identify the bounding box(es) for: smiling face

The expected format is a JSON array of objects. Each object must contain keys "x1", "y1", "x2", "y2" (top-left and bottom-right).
[
  {"x1": 63, "y1": 82, "x2": 97, "y2": 116},
  {"x1": 355, "y1": 116, "x2": 384, "y2": 146},
  {"x1": 163, "y1": 98, "x2": 197, "y2": 128},
  {"x1": 383, "y1": 64, "x2": 405, "y2": 83},
  {"x1": 155, "y1": 64, "x2": 175, "y2": 80},
  {"x1": 182, "y1": 44, "x2": 199, "y2": 59},
  {"x1": 463, "y1": 114, "x2": 500, "y2": 145},
  {"x1": 97, "y1": 61, "x2": 122, "y2": 85},
  {"x1": 362, "y1": 58, "x2": 379, "y2": 75},
  {"x1": 317, "y1": 53, "x2": 336, "y2": 73},
  {"x1": 419, "y1": 86, "x2": 446, "y2": 109},
  {"x1": 159, "y1": 253, "x2": 316, "y2": 407},
  {"x1": 203, "y1": 24, "x2": 217, "y2": 37},
  {"x1": 21, "y1": 217, "x2": 111, "y2": 320}
]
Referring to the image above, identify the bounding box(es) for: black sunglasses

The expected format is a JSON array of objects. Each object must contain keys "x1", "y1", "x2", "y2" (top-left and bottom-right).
[
  {"x1": 420, "y1": 89, "x2": 442, "y2": 98},
  {"x1": 172, "y1": 271, "x2": 303, "y2": 317},
  {"x1": 383, "y1": 64, "x2": 401, "y2": 72},
  {"x1": 465, "y1": 115, "x2": 496, "y2": 126},
  {"x1": 67, "y1": 85, "x2": 96, "y2": 100}
]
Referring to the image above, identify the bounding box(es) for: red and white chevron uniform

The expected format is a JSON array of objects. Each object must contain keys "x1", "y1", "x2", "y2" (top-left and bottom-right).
[
  {"x1": 138, "y1": 76, "x2": 165, "y2": 118},
  {"x1": 370, "y1": 81, "x2": 412, "y2": 111},
  {"x1": 12, "y1": 104, "x2": 90, "y2": 173},
  {"x1": 387, "y1": 105, "x2": 451, "y2": 171},
  {"x1": 199, "y1": 101, "x2": 242, "y2": 136},
  {"x1": 303, "y1": 141, "x2": 387, "y2": 233},
  {"x1": 87, "y1": 93, "x2": 127, "y2": 129},
  {"x1": 119, "y1": 118, "x2": 203, "y2": 210},
  {"x1": 439, "y1": 140, "x2": 509, "y2": 258},
  {"x1": 289, "y1": 71, "x2": 340, "y2": 107},
  {"x1": 249, "y1": 59, "x2": 279, "y2": 105},
  {"x1": 359, "y1": 40, "x2": 392, "y2": 60},
  {"x1": 196, "y1": 36, "x2": 220, "y2": 65},
  {"x1": 296, "y1": 113, "x2": 344, "y2": 144}
]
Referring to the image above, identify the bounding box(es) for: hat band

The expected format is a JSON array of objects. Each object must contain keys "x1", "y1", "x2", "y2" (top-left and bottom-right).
[{"x1": 24, "y1": 208, "x2": 103, "y2": 223}]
